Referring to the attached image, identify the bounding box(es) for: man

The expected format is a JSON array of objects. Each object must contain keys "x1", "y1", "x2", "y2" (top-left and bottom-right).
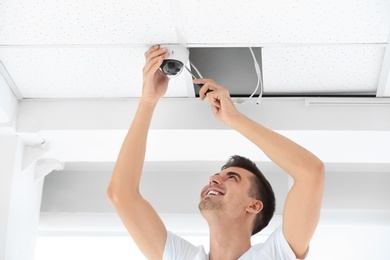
[{"x1": 107, "y1": 45, "x2": 325, "y2": 259}]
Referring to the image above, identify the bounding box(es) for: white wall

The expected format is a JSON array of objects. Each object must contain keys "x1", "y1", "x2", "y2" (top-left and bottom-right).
[
  {"x1": 0, "y1": 135, "x2": 44, "y2": 260},
  {"x1": 310, "y1": 225, "x2": 390, "y2": 259},
  {"x1": 0, "y1": 136, "x2": 19, "y2": 259}
]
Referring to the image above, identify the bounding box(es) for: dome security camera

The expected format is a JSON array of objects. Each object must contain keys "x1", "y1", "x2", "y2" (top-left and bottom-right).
[{"x1": 159, "y1": 45, "x2": 189, "y2": 78}]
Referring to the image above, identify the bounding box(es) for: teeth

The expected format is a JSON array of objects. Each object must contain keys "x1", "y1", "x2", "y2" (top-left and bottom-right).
[{"x1": 207, "y1": 190, "x2": 219, "y2": 196}]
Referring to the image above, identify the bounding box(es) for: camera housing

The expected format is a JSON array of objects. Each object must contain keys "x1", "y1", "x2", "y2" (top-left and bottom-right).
[{"x1": 159, "y1": 45, "x2": 189, "y2": 78}]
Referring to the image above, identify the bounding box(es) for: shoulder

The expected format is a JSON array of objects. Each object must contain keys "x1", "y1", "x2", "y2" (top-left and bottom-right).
[
  {"x1": 163, "y1": 231, "x2": 207, "y2": 260},
  {"x1": 243, "y1": 226, "x2": 301, "y2": 260}
]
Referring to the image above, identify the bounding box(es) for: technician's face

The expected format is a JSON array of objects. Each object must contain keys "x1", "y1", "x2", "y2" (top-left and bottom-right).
[{"x1": 199, "y1": 167, "x2": 255, "y2": 217}]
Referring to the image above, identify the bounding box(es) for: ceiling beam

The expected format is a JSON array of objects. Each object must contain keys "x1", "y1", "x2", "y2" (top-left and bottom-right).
[
  {"x1": 34, "y1": 129, "x2": 390, "y2": 163},
  {"x1": 17, "y1": 97, "x2": 390, "y2": 132},
  {"x1": 34, "y1": 159, "x2": 64, "y2": 184}
]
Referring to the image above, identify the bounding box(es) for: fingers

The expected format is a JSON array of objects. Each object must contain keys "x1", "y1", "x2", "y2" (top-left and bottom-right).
[
  {"x1": 143, "y1": 46, "x2": 169, "y2": 76},
  {"x1": 194, "y1": 79, "x2": 239, "y2": 124},
  {"x1": 144, "y1": 45, "x2": 159, "y2": 58},
  {"x1": 195, "y1": 79, "x2": 230, "y2": 109},
  {"x1": 143, "y1": 46, "x2": 168, "y2": 74},
  {"x1": 195, "y1": 79, "x2": 217, "y2": 100},
  {"x1": 195, "y1": 79, "x2": 231, "y2": 104},
  {"x1": 144, "y1": 46, "x2": 167, "y2": 64}
]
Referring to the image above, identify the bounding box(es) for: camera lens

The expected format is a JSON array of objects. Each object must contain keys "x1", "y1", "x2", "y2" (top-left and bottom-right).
[
  {"x1": 168, "y1": 62, "x2": 176, "y2": 69},
  {"x1": 159, "y1": 60, "x2": 184, "y2": 78}
]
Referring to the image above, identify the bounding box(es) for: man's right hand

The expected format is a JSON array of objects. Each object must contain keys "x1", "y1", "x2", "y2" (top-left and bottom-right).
[
  {"x1": 141, "y1": 45, "x2": 170, "y2": 105},
  {"x1": 195, "y1": 78, "x2": 241, "y2": 127}
]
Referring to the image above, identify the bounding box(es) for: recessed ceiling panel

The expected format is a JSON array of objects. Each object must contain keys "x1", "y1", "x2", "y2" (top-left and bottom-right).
[
  {"x1": 262, "y1": 46, "x2": 385, "y2": 95},
  {"x1": 0, "y1": 0, "x2": 177, "y2": 44},
  {"x1": 181, "y1": 0, "x2": 390, "y2": 44},
  {"x1": 0, "y1": 47, "x2": 189, "y2": 98},
  {"x1": 189, "y1": 48, "x2": 261, "y2": 96}
]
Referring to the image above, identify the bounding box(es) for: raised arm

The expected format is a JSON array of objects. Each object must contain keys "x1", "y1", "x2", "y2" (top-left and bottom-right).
[
  {"x1": 107, "y1": 46, "x2": 170, "y2": 260},
  {"x1": 196, "y1": 78, "x2": 325, "y2": 259}
]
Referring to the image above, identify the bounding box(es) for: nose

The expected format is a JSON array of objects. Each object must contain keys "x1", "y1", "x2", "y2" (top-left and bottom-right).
[{"x1": 209, "y1": 174, "x2": 222, "y2": 185}]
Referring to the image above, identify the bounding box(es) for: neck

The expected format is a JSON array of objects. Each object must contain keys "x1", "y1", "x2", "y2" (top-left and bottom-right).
[{"x1": 207, "y1": 217, "x2": 252, "y2": 260}]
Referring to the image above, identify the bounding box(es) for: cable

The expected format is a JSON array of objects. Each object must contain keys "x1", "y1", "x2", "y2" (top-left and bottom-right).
[
  {"x1": 234, "y1": 47, "x2": 263, "y2": 105},
  {"x1": 190, "y1": 61, "x2": 203, "y2": 78},
  {"x1": 185, "y1": 65, "x2": 197, "y2": 79}
]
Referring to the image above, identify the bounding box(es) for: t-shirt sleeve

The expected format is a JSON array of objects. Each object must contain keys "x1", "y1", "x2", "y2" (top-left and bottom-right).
[
  {"x1": 163, "y1": 231, "x2": 206, "y2": 260},
  {"x1": 259, "y1": 225, "x2": 308, "y2": 260}
]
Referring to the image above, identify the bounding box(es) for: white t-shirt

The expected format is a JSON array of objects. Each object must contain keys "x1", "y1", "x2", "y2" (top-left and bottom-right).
[{"x1": 163, "y1": 225, "x2": 302, "y2": 260}]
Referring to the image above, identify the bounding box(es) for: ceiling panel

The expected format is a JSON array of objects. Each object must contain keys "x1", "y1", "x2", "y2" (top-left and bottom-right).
[
  {"x1": 181, "y1": 0, "x2": 390, "y2": 44},
  {"x1": 0, "y1": 1, "x2": 388, "y2": 98},
  {"x1": 0, "y1": 47, "x2": 189, "y2": 98},
  {"x1": 1, "y1": 1, "x2": 389, "y2": 46},
  {"x1": 262, "y1": 46, "x2": 385, "y2": 95},
  {"x1": 0, "y1": 0, "x2": 177, "y2": 45}
]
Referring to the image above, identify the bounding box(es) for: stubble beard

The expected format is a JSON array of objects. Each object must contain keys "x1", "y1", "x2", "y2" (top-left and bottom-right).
[{"x1": 198, "y1": 197, "x2": 224, "y2": 213}]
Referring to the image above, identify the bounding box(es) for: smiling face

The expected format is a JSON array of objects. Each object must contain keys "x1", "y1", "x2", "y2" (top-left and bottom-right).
[{"x1": 199, "y1": 167, "x2": 260, "y2": 219}]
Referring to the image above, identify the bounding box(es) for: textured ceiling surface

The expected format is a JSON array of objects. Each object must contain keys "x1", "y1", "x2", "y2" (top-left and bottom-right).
[
  {"x1": 0, "y1": 0, "x2": 389, "y2": 98},
  {"x1": 1, "y1": 0, "x2": 389, "y2": 44},
  {"x1": 0, "y1": 47, "x2": 190, "y2": 98},
  {"x1": 262, "y1": 46, "x2": 385, "y2": 95}
]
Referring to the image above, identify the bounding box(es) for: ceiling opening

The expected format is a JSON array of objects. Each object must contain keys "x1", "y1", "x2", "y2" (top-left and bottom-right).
[{"x1": 189, "y1": 46, "x2": 382, "y2": 98}]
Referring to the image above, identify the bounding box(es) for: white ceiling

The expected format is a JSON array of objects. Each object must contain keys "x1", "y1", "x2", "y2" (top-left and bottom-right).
[
  {"x1": 1, "y1": 1, "x2": 390, "y2": 258},
  {"x1": 0, "y1": 47, "x2": 190, "y2": 98},
  {"x1": 2, "y1": 0, "x2": 389, "y2": 44},
  {"x1": 0, "y1": 0, "x2": 390, "y2": 98},
  {"x1": 262, "y1": 46, "x2": 385, "y2": 95}
]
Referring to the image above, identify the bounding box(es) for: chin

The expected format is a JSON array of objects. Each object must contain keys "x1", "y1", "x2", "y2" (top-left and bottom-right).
[{"x1": 198, "y1": 199, "x2": 223, "y2": 212}]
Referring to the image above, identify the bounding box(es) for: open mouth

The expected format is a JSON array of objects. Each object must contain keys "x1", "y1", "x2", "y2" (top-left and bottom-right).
[{"x1": 205, "y1": 189, "x2": 224, "y2": 196}]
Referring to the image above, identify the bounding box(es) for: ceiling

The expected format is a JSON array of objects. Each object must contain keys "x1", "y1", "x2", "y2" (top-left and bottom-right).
[
  {"x1": 1, "y1": 0, "x2": 390, "y2": 258},
  {"x1": 0, "y1": 0, "x2": 389, "y2": 99}
]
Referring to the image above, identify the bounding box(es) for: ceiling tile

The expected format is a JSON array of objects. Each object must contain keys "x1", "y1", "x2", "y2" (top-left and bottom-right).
[
  {"x1": 1, "y1": 0, "x2": 389, "y2": 45},
  {"x1": 0, "y1": 47, "x2": 189, "y2": 98},
  {"x1": 262, "y1": 46, "x2": 385, "y2": 94},
  {"x1": 181, "y1": 0, "x2": 390, "y2": 44},
  {"x1": 0, "y1": 0, "x2": 177, "y2": 44}
]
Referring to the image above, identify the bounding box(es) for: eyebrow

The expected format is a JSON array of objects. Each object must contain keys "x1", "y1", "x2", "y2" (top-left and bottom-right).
[
  {"x1": 214, "y1": 171, "x2": 242, "y2": 181},
  {"x1": 227, "y1": 171, "x2": 242, "y2": 181}
]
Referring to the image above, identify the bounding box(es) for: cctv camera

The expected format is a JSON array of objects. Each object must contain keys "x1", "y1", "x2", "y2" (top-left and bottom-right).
[{"x1": 159, "y1": 45, "x2": 189, "y2": 78}]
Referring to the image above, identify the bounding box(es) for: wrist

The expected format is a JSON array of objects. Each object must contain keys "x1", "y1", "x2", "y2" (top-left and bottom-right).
[
  {"x1": 138, "y1": 98, "x2": 159, "y2": 112},
  {"x1": 225, "y1": 111, "x2": 245, "y2": 128},
  {"x1": 139, "y1": 97, "x2": 159, "y2": 107}
]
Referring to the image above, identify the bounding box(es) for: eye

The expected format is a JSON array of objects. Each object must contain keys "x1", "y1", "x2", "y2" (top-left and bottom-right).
[{"x1": 229, "y1": 176, "x2": 237, "y2": 181}]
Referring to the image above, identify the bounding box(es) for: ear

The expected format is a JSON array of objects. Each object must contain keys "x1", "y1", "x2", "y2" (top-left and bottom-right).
[{"x1": 246, "y1": 199, "x2": 263, "y2": 214}]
